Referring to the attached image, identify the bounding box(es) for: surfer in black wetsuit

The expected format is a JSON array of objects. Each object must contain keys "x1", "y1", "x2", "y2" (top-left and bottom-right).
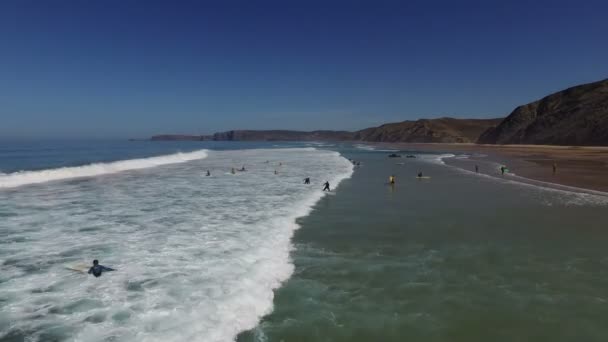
[
  {"x1": 475, "y1": 165, "x2": 479, "y2": 173},
  {"x1": 417, "y1": 172, "x2": 423, "y2": 178},
  {"x1": 206, "y1": 170, "x2": 211, "y2": 176},
  {"x1": 304, "y1": 177, "x2": 310, "y2": 184},
  {"x1": 88, "y1": 260, "x2": 115, "y2": 278},
  {"x1": 323, "y1": 181, "x2": 330, "y2": 191}
]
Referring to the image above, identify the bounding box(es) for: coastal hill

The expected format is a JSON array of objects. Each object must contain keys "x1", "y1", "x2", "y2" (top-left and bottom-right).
[
  {"x1": 150, "y1": 78, "x2": 608, "y2": 145},
  {"x1": 150, "y1": 117, "x2": 503, "y2": 143},
  {"x1": 353, "y1": 117, "x2": 502, "y2": 143},
  {"x1": 478, "y1": 78, "x2": 608, "y2": 145}
]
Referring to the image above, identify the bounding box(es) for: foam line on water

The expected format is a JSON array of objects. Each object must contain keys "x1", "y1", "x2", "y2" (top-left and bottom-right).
[
  {"x1": 0, "y1": 150, "x2": 209, "y2": 189},
  {"x1": 435, "y1": 154, "x2": 608, "y2": 206}
]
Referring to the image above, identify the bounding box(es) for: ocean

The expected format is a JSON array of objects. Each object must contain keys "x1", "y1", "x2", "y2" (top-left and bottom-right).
[{"x1": 2, "y1": 141, "x2": 608, "y2": 342}]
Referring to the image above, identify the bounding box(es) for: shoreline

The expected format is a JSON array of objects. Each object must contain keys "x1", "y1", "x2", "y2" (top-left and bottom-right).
[{"x1": 372, "y1": 142, "x2": 608, "y2": 193}]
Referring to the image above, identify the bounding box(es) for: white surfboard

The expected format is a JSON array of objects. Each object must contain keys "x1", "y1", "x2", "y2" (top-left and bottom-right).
[{"x1": 65, "y1": 263, "x2": 90, "y2": 273}]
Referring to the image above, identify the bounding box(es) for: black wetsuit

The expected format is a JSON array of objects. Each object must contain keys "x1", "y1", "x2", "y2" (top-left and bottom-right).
[
  {"x1": 88, "y1": 265, "x2": 115, "y2": 277},
  {"x1": 304, "y1": 178, "x2": 310, "y2": 184},
  {"x1": 323, "y1": 182, "x2": 330, "y2": 191}
]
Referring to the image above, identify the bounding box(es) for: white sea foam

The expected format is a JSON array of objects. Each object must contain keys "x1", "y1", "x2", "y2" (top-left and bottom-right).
[
  {"x1": 0, "y1": 150, "x2": 209, "y2": 189},
  {"x1": 0, "y1": 148, "x2": 353, "y2": 342},
  {"x1": 353, "y1": 144, "x2": 399, "y2": 152}
]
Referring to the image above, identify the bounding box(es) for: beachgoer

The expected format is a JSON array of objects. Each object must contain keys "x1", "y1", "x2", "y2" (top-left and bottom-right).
[
  {"x1": 552, "y1": 162, "x2": 557, "y2": 175},
  {"x1": 304, "y1": 177, "x2": 310, "y2": 184},
  {"x1": 500, "y1": 166, "x2": 505, "y2": 175},
  {"x1": 475, "y1": 165, "x2": 479, "y2": 173},
  {"x1": 323, "y1": 181, "x2": 330, "y2": 191},
  {"x1": 88, "y1": 260, "x2": 115, "y2": 278}
]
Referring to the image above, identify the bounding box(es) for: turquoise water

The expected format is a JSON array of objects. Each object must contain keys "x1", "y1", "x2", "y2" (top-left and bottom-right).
[
  {"x1": 238, "y1": 148, "x2": 608, "y2": 342},
  {"x1": 2, "y1": 141, "x2": 608, "y2": 341}
]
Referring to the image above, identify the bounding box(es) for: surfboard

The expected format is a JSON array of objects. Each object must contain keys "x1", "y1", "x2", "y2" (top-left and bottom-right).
[
  {"x1": 65, "y1": 263, "x2": 90, "y2": 273},
  {"x1": 416, "y1": 176, "x2": 431, "y2": 179}
]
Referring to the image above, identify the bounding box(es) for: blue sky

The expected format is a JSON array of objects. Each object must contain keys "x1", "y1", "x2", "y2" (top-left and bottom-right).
[{"x1": 1, "y1": 0, "x2": 607, "y2": 138}]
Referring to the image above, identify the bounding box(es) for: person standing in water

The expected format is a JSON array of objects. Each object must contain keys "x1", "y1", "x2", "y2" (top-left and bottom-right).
[
  {"x1": 475, "y1": 165, "x2": 479, "y2": 173},
  {"x1": 88, "y1": 260, "x2": 115, "y2": 278},
  {"x1": 206, "y1": 170, "x2": 211, "y2": 176},
  {"x1": 304, "y1": 177, "x2": 310, "y2": 184},
  {"x1": 323, "y1": 181, "x2": 330, "y2": 191},
  {"x1": 500, "y1": 166, "x2": 506, "y2": 175},
  {"x1": 274, "y1": 169, "x2": 278, "y2": 175},
  {"x1": 417, "y1": 172, "x2": 423, "y2": 178},
  {"x1": 231, "y1": 168, "x2": 236, "y2": 174},
  {"x1": 552, "y1": 162, "x2": 557, "y2": 175},
  {"x1": 389, "y1": 175, "x2": 395, "y2": 184}
]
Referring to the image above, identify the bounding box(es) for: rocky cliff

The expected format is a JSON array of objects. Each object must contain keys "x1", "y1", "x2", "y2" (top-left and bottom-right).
[
  {"x1": 478, "y1": 79, "x2": 608, "y2": 145},
  {"x1": 150, "y1": 118, "x2": 503, "y2": 143},
  {"x1": 354, "y1": 117, "x2": 502, "y2": 143}
]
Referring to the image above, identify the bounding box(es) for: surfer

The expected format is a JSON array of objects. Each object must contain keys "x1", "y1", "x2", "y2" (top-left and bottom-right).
[
  {"x1": 304, "y1": 177, "x2": 310, "y2": 184},
  {"x1": 475, "y1": 165, "x2": 479, "y2": 173},
  {"x1": 552, "y1": 162, "x2": 557, "y2": 175},
  {"x1": 323, "y1": 181, "x2": 330, "y2": 191},
  {"x1": 274, "y1": 169, "x2": 278, "y2": 175},
  {"x1": 88, "y1": 260, "x2": 115, "y2": 278},
  {"x1": 206, "y1": 170, "x2": 211, "y2": 176},
  {"x1": 240, "y1": 165, "x2": 246, "y2": 171},
  {"x1": 417, "y1": 172, "x2": 423, "y2": 178},
  {"x1": 500, "y1": 166, "x2": 505, "y2": 175},
  {"x1": 231, "y1": 168, "x2": 236, "y2": 174}
]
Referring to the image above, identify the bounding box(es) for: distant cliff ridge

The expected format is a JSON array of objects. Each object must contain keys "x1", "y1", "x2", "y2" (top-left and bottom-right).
[
  {"x1": 478, "y1": 79, "x2": 608, "y2": 145},
  {"x1": 211, "y1": 130, "x2": 354, "y2": 141},
  {"x1": 354, "y1": 117, "x2": 502, "y2": 143},
  {"x1": 151, "y1": 117, "x2": 502, "y2": 143},
  {"x1": 149, "y1": 78, "x2": 608, "y2": 146}
]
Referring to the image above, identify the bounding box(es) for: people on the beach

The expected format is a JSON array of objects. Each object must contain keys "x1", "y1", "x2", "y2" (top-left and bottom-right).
[
  {"x1": 475, "y1": 165, "x2": 479, "y2": 173},
  {"x1": 88, "y1": 260, "x2": 115, "y2": 278},
  {"x1": 500, "y1": 166, "x2": 505, "y2": 175},
  {"x1": 206, "y1": 170, "x2": 211, "y2": 176},
  {"x1": 304, "y1": 177, "x2": 310, "y2": 184},
  {"x1": 323, "y1": 181, "x2": 330, "y2": 191},
  {"x1": 552, "y1": 162, "x2": 557, "y2": 175},
  {"x1": 389, "y1": 175, "x2": 395, "y2": 184}
]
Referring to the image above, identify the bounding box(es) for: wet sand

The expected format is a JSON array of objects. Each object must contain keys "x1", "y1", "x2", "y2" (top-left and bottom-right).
[{"x1": 375, "y1": 143, "x2": 608, "y2": 193}]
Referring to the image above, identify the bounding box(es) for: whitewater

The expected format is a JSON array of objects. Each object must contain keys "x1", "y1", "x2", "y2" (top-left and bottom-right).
[{"x1": 0, "y1": 148, "x2": 354, "y2": 342}]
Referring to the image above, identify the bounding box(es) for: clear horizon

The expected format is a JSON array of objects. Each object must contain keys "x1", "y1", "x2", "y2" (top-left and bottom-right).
[{"x1": 1, "y1": 0, "x2": 607, "y2": 139}]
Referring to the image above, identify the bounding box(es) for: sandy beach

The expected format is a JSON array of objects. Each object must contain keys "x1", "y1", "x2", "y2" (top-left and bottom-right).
[{"x1": 375, "y1": 143, "x2": 608, "y2": 193}]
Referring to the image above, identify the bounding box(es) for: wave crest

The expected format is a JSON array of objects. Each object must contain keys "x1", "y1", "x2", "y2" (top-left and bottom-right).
[{"x1": 0, "y1": 150, "x2": 209, "y2": 189}]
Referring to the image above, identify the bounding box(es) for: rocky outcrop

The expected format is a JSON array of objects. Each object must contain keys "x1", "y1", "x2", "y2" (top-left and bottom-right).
[{"x1": 478, "y1": 79, "x2": 608, "y2": 145}]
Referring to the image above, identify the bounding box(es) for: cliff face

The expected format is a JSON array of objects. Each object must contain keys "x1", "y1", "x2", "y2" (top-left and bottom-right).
[
  {"x1": 354, "y1": 118, "x2": 503, "y2": 143},
  {"x1": 150, "y1": 118, "x2": 503, "y2": 143},
  {"x1": 478, "y1": 79, "x2": 608, "y2": 145}
]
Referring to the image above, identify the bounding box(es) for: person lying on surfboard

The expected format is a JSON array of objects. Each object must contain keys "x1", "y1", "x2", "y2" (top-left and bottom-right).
[{"x1": 88, "y1": 260, "x2": 115, "y2": 277}]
